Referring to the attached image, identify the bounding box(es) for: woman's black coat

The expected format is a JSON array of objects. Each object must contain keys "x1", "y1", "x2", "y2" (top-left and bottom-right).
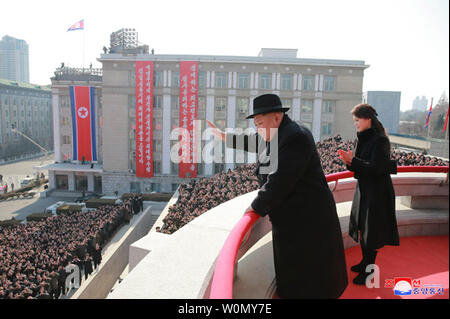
[
  {"x1": 226, "y1": 115, "x2": 348, "y2": 299},
  {"x1": 347, "y1": 128, "x2": 400, "y2": 250}
]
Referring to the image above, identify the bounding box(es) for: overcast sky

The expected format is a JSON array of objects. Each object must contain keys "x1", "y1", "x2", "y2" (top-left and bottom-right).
[{"x1": 1, "y1": 0, "x2": 448, "y2": 110}]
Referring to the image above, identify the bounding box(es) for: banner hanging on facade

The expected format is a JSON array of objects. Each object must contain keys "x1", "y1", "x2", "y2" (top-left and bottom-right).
[
  {"x1": 179, "y1": 61, "x2": 198, "y2": 178},
  {"x1": 69, "y1": 86, "x2": 97, "y2": 162},
  {"x1": 135, "y1": 61, "x2": 154, "y2": 178}
]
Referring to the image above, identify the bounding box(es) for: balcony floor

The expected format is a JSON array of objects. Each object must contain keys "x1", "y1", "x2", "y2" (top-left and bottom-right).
[{"x1": 339, "y1": 235, "x2": 448, "y2": 299}]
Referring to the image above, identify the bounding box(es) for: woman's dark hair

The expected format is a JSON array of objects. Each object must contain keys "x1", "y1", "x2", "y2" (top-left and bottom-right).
[{"x1": 351, "y1": 103, "x2": 386, "y2": 136}]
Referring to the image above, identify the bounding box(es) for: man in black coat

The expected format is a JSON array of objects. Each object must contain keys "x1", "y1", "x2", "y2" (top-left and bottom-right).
[{"x1": 207, "y1": 94, "x2": 348, "y2": 298}]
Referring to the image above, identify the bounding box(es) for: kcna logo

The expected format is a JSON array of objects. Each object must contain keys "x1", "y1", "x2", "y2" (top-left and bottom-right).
[{"x1": 78, "y1": 106, "x2": 89, "y2": 119}]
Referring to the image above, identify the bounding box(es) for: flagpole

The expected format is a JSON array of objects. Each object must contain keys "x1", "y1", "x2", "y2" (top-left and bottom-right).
[{"x1": 82, "y1": 22, "x2": 86, "y2": 68}]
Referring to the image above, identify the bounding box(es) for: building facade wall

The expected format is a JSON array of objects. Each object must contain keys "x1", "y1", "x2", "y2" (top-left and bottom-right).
[
  {"x1": 50, "y1": 53, "x2": 368, "y2": 195},
  {"x1": 0, "y1": 81, "x2": 52, "y2": 161}
]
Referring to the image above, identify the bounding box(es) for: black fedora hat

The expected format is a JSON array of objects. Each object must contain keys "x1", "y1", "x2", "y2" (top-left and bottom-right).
[{"x1": 246, "y1": 94, "x2": 290, "y2": 119}]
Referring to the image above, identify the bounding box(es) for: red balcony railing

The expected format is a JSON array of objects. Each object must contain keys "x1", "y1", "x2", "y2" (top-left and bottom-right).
[{"x1": 209, "y1": 165, "x2": 449, "y2": 299}]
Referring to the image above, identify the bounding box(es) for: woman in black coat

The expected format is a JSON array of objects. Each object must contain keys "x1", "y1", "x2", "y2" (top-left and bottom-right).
[{"x1": 338, "y1": 103, "x2": 399, "y2": 285}]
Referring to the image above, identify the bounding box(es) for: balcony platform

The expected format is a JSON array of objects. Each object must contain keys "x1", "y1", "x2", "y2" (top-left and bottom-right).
[{"x1": 233, "y1": 198, "x2": 449, "y2": 299}]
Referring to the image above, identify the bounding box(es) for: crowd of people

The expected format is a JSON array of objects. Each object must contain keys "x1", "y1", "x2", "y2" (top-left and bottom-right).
[
  {"x1": 0, "y1": 195, "x2": 144, "y2": 299},
  {"x1": 157, "y1": 134, "x2": 448, "y2": 235},
  {"x1": 156, "y1": 164, "x2": 260, "y2": 234}
]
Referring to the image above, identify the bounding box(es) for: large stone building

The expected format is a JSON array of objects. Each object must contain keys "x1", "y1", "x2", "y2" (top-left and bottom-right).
[
  {"x1": 46, "y1": 34, "x2": 368, "y2": 195},
  {"x1": 0, "y1": 35, "x2": 30, "y2": 83},
  {"x1": 0, "y1": 79, "x2": 53, "y2": 162}
]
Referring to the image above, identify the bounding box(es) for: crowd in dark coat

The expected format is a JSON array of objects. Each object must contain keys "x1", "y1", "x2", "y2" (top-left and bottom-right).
[
  {"x1": 0, "y1": 195, "x2": 144, "y2": 299},
  {"x1": 157, "y1": 165, "x2": 260, "y2": 234},
  {"x1": 157, "y1": 134, "x2": 448, "y2": 235}
]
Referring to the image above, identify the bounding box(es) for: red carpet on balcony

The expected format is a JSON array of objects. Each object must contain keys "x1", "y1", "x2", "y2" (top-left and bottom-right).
[{"x1": 339, "y1": 236, "x2": 449, "y2": 299}]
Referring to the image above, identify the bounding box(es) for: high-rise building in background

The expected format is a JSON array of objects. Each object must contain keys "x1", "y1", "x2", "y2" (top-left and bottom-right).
[
  {"x1": 0, "y1": 35, "x2": 30, "y2": 83},
  {"x1": 412, "y1": 96, "x2": 428, "y2": 112},
  {"x1": 363, "y1": 91, "x2": 401, "y2": 134}
]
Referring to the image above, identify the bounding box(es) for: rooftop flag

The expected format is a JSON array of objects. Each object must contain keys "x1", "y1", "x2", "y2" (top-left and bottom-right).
[
  {"x1": 67, "y1": 19, "x2": 84, "y2": 31},
  {"x1": 424, "y1": 98, "x2": 433, "y2": 130}
]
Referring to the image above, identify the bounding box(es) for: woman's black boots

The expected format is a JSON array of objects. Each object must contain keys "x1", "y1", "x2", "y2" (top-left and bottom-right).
[
  {"x1": 351, "y1": 239, "x2": 367, "y2": 273},
  {"x1": 353, "y1": 250, "x2": 378, "y2": 285}
]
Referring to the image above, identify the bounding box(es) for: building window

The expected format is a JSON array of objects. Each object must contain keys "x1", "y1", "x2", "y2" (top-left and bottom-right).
[
  {"x1": 303, "y1": 75, "x2": 314, "y2": 91},
  {"x1": 154, "y1": 71, "x2": 163, "y2": 87},
  {"x1": 215, "y1": 72, "x2": 227, "y2": 88},
  {"x1": 324, "y1": 76, "x2": 335, "y2": 91},
  {"x1": 154, "y1": 161, "x2": 161, "y2": 174},
  {"x1": 94, "y1": 176, "x2": 102, "y2": 193},
  {"x1": 198, "y1": 96, "x2": 206, "y2": 119},
  {"x1": 259, "y1": 73, "x2": 271, "y2": 90},
  {"x1": 55, "y1": 175, "x2": 68, "y2": 190},
  {"x1": 301, "y1": 99, "x2": 313, "y2": 113},
  {"x1": 62, "y1": 135, "x2": 71, "y2": 144},
  {"x1": 281, "y1": 74, "x2": 293, "y2": 90},
  {"x1": 75, "y1": 175, "x2": 88, "y2": 191},
  {"x1": 154, "y1": 95, "x2": 162, "y2": 109},
  {"x1": 130, "y1": 181, "x2": 141, "y2": 193},
  {"x1": 215, "y1": 97, "x2": 227, "y2": 112},
  {"x1": 238, "y1": 73, "x2": 249, "y2": 89},
  {"x1": 322, "y1": 100, "x2": 334, "y2": 113},
  {"x1": 321, "y1": 123, "x2": 332, "y2": 135},
  {"x1": 172, "y1": 71, "x2": 180, "y2": 88},
  {"x1": 198, "y1": 72, "x2": 206, "y2": 88},
  {"x1": 236, "y1": 97, "x2": 249, "y2": 118}
]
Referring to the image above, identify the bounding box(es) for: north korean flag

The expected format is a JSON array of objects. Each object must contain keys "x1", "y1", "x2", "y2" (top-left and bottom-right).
[{"x1": 70, "y1": 86, "x2": 97, "y2": 162}]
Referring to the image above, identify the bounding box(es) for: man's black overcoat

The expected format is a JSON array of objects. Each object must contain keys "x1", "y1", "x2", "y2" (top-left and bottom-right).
[
  {"x1": 347, "y1": 127, "x2": 399, "y2": 251},
  {"x1": 226, "y1": 115, "x2": 348, "y2": 298}
]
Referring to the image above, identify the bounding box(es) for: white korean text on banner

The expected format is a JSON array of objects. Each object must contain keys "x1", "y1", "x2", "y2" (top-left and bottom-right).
[
  {"x1": 179, "y1": 61, "x2": 198, "y2": 178},
  {"x1": 135, "y1": 61, "x2": 154, "y2": 177}
]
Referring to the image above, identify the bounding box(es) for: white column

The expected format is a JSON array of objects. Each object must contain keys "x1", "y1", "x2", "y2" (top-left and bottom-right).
[
  {"x1": 167, "y1": 70, "x2": 172, "y2": 88},
  {"x1": 297, "y1": 74, "x2": 303, "y2": 91},
  {"x1": 162, "y1": 94, "x2": 171, "y2": 174},
  {"x1": 312, "y1": 98, "x2": 322, "y2": 142},
  {"x1": 205, "y1": 94, "x2": 215, "y2": 176},
  {"x1": 276, "y1": 72, "x2": 281, "y2": 90},
  {"x1": 319, "y1": 74, "x2": 324, "y2": 91},
  {"x1": 250, "y1": 72, "x2": 255, "y2": 89},
  {"x1": 292, "y1": 97, "x2": 301, "y2": 122},
  {"x1": 206, "y1": 71, "x2": 211, "y2": 88},
  {"x1": 88, "y1": 173, "x2": 94, "y2": 192},
  {"x1": 247, "y1": 95, "x2": 257, "y2": 164},
  {"x1": 254, "y1": 72, "x2": 259, "y2": 89},
  {"x1": 272, "y1": 73, "x2": 276, "y2": 90},
  {"x1": 233, "y1": 72, "x2": 237, "y2": 89},
  {"x1": 293, "y1": 74, "x2": 297, "y2": 92},
  {"x1": 68, "y1": 172, "x2": 75, "y2": 191},
  {"x1": 48, "y1": 170, "x2": 56, "y2": 190},
  {"x1": 225, "y1": 95, "x2": 236, "y2": 170},
  {"x1": 163, "y1": 70, "x2": 168, "y2": 87},
  {"x1": 314, "y1": 74, "x2": 319, "y2": 92},
  {"x1": 228, "y1": 72, "x2": 232, "y2": 89},
  {"x1": 52, "y1": 88, "x2": 61, "y2": 162},
  {"x1": 210, "y1": 71, "x2": 215, "y2": 88}
]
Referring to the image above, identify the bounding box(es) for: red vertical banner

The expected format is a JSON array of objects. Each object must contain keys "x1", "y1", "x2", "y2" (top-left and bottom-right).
[
  {"x1": 179, "y1": 61, "x2": 198, "y2": 178},
  {"x1": 135, "y1": 61, "x2": 154, "y2": 178}
]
